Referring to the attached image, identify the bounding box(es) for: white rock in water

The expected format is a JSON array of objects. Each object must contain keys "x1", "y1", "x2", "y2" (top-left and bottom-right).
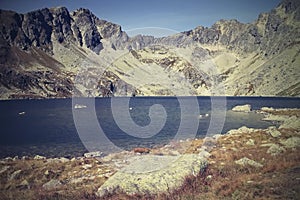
[
  {"x1": 261, "y1": 107, "x2": 275, "y2": 112},
  {"x1": 74, "y1": 104, "x2": 87, "y2": 109},
  {"x1": 232, "y1": 104, "x2": 251, "y2": 112}
]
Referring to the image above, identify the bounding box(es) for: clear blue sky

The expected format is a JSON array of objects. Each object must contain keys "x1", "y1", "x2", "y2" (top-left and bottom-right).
[{"x1": 0, "y1": 0, "x2": 281, "y2": 37}]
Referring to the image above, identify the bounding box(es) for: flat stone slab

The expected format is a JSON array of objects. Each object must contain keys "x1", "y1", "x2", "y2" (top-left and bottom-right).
[{"x1": 96, "y1": 154, "x2": 207, "y2": 197}]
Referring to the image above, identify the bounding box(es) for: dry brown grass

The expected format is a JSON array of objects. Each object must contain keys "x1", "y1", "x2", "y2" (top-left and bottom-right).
[{"x1": 0, "y1": 158, "x2": 110, "y2": 200}]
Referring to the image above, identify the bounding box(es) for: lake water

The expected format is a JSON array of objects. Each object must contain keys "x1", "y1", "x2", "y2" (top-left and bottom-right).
[{"x1": 0, "y1": 96, "x2": 299, "y2": 158}]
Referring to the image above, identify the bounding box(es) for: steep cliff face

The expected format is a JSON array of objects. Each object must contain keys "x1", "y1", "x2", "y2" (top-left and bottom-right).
[
  {"x1": 0, "y1": 0, "x2": 299, "y2": 99},
  {"x1": 0, "y1": 7, "x2": 133, "y2": 99}
]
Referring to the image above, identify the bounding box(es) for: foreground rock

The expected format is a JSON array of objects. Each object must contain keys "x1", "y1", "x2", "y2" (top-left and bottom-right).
[{"x1": 96, "y1": 154, "x2": 207, "y2": 197}]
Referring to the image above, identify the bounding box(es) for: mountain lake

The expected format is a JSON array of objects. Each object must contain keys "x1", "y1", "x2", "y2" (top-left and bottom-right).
[{"x1": 0, "y1": 96, "x2": 299, "y2": 158}]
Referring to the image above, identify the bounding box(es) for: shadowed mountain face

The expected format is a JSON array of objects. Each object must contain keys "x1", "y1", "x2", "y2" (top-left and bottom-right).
[{"x1": 0, "y1": 0, "x2": 299, "y2": 99}]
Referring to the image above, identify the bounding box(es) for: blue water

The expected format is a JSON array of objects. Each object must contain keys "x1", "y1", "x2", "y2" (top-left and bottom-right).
[{"x1": 0, "y1": 96, "x2": 299, "y2": 158}]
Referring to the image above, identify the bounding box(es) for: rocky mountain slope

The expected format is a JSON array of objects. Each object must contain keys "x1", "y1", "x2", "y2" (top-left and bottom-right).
[{"x1": 0, "y1": 0, "x2": 299, "y2": 99}]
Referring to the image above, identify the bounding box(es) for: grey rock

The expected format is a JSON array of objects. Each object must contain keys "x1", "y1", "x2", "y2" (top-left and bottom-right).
[
  {"x1": 46, "y1": 157, "x2": 69, "y2": 163},
  {"x1": 279, "y1": 116, "x2": 300, "y2": 130},
  {"x1": 267, "y1": 144, "x2": 286, "y2": 156},
  {"x1": 96, "y1": 154, "x2": 207, "y2": 197},
  {"x1": 34, "y1": 155, "x2": 46, "y2": 160},
  {"x1": 84, "y1": 151, "x2": 103, "y2": 158},
  {"x1": 235, "y1": 157, "x2": 263, "y2": 168},
  {"x1": 227, "y1": 126, "x2": 258, "y2": 135},
  {"x1": 58, "y1": 157, "x2": 70, "y2": 162},
  {"x1": 267, "y1": 126, "x2": 282, "y2": 138},
  {"x1": 280, "y1": 137, "x2": 300, "y2": 148},
  {"x1": 42, "y1": 179, "x2": 62, "y2": 190},
  {"x1": 232, "y1": 104, "x2": 251, "y2": 112},
  {"x1": 198, "y1": 150, "x2": 211, "y2": 158}
]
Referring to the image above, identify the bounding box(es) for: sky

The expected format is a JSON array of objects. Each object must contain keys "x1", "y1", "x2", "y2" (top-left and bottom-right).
[{"x1": 0, "y1": 0, "x2": 281, "y2": 37}]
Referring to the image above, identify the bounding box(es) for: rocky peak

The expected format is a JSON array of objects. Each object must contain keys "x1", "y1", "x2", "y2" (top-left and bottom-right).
[
  {"x1": 183, "y1": 0, "x2": 299, "y2": 56},
  {"x1": 0, "y1": 7, "x2": 112, "y2": 54}
]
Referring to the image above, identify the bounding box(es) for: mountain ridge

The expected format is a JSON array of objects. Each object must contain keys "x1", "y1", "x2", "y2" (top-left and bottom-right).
[{"x1": 0, "y1": 0, "x2": 299, "y2": 99}]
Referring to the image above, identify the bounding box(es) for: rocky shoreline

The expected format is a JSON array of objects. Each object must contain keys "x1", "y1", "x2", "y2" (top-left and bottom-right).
[{"x1": 0, "y1": 107, "x2": 299, "y2": 199}]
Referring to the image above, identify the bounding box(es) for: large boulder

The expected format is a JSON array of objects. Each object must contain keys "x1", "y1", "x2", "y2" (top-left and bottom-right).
[{"x1": 96, "y1": 154, "x2": 207, "y2": 197}]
